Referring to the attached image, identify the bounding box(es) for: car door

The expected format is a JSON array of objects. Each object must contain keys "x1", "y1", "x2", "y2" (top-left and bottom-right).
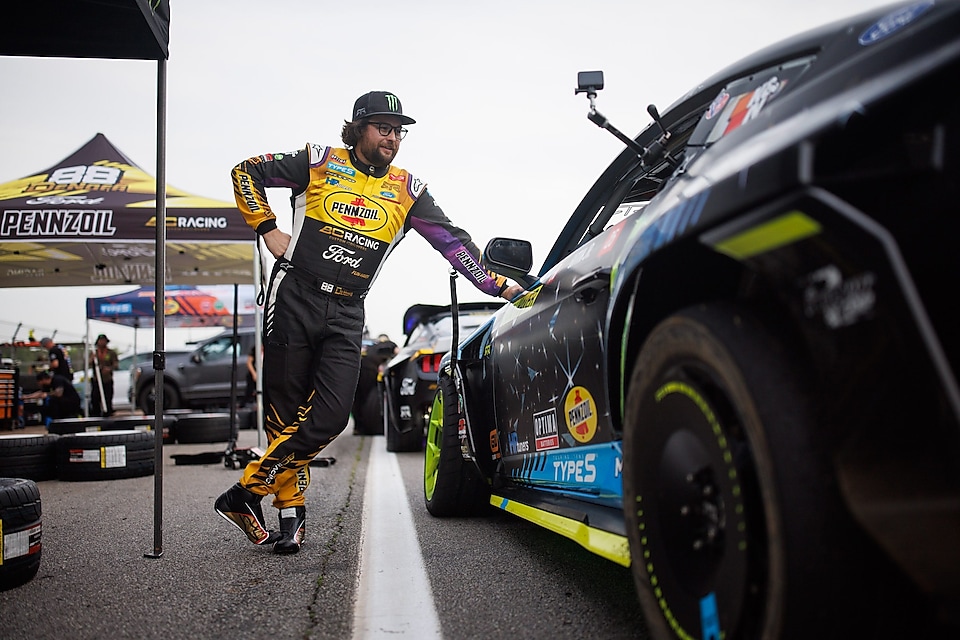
[
  {"x1": 488, "y1": 215, "x2": 633, "y2": 474},
  {"x1": 178, "y1": 334, "x2": 244, "y2": 405}
]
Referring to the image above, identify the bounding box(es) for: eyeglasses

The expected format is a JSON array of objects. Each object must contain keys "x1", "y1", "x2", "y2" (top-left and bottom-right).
[{"x1": 368, "y1": 122, "x2": 408, "y2": 140}]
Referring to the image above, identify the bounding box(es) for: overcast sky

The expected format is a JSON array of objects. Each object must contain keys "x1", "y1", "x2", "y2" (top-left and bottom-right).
[{"x1": 0, "y1": 0, "x2": 894, "y2": 354}]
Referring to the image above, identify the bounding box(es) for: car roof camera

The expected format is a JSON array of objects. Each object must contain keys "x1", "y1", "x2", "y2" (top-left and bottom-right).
[{"x1": 576, "y1": 70, "x2": 673, "y2": 169}]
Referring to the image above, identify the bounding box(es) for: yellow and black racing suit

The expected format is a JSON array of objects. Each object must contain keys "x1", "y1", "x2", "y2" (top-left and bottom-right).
[{"x1": 231, "y1": 144, "x2": 508, "y2": 508}]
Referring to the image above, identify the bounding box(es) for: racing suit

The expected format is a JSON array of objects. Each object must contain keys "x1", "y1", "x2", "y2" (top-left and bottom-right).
[{"x1": 231, "y1": 143, "x2": 509, "y2": 508}]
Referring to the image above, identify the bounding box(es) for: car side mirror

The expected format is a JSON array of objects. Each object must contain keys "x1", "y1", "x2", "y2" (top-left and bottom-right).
[
  {"x1": 482, "y1": 238, "x2": 536, "y2": 287},
  {"x1": 191, "y1": 353, "x2": 202, "y2": 364}
]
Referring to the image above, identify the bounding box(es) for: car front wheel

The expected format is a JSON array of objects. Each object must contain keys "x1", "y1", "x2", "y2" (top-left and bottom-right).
[
  {"x1": 423, "y1": 375, "x2": 489, "y2": 516},
  {"x1": 623, "y1": 303, "x2": 906, "y2": 639}
]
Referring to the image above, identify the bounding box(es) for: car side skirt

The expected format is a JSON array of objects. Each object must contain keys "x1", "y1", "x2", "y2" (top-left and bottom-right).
[{"x1": 490, "y1": 487, "x2": 631, "y2": 567}]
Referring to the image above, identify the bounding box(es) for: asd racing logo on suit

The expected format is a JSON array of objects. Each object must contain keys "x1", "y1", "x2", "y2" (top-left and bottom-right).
[{"x1": 323, "y1": 191, "x2": 387, "y2": 232}]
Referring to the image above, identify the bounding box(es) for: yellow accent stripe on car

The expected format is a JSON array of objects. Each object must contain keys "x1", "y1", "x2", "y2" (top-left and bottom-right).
[
  {"x1": 491, "y1": 494, "x2": 631, "y2": 567},
  {"x1": 711, "y1": 210, "x2": 821, "y2": 260}
]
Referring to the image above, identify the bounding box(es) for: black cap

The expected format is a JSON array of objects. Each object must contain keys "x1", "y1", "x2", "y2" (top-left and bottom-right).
[
  {"x1": 351, "y1": 91, "x2": 415, "y2": 125},
  {"x1": 96, "y1": 334, "x2": 109, "y2": 343}
]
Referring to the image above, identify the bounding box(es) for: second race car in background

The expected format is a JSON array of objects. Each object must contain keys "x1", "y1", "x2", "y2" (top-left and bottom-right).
[{"x1": 381, "y1": 301, "x2": 502, "y2": 452}]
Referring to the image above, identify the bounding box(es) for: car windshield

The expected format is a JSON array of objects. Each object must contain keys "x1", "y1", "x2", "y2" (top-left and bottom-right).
[
  {"x1": 199, "y1": 335, "x2": 242, "y2": 361},
  {"x1": 408, "y1": 314, "x2": 491, "y2": 345}
]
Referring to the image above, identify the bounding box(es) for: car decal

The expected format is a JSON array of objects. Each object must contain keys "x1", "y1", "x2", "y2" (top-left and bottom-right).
[
  {"x1": 708, "y1": 209, "x2": 821, "y2": 260},
  {"x1": 504, "y1": 442, "x2": 623, "y2": 500},
  {"x1": 858, "y1": 1, "x2": 935, "y2": 46}
]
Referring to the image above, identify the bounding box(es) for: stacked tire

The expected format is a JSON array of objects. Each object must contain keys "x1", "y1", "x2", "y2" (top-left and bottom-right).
[
  {"x1": 0, "y1": 433, "x2": 59, "y2": 481},
  {"x1": 49, "y1": 415, "x2": 176, "y2": 444},
  {"x1": 0, "y1": 477, "x2": 42, "y2": 591},
  {"x1": 55, "y1": 430, "x2": 155, "y2": 481},
  {"x1": 173, "y1": 413, "x2": 234, "y2": 444}
]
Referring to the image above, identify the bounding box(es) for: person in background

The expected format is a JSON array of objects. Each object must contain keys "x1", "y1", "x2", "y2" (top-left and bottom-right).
[
  {"x1": 41, "y1": 337, "x2": 72, "y2": 378},
  {"x1": 215, "y1": 90, "x2": 524, "y2": 555},
  {"x1": 89, "y1": 333, "x2": 119, "y2": 417},
  {"x1": 23, "y1": 370, "x2": 82, "y2": 425}
]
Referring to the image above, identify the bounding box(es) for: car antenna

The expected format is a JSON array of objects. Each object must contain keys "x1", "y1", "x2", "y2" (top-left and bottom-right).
[
  {"x1": 641, "y1": 104, "x2": 674, "y2": 168},
  {"x1": 575, "y1": 70, "x2": 646, "y2": 158}
]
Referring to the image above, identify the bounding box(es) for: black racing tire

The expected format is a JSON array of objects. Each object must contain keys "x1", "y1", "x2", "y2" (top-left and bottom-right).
[
  {"x1": 0, "y1": 477, "x2": 42, "y2": 591},
  {"x1": 173, "y1": 413, "x2": 233, "y2": 444},
  {"x1": 386, "y1": 419, "x2": 422, "y2": 451},
  {"x1": 48, "y1": 417, "x2": 107, "y2": 435},
  {"x1": 623, "y1": 303, "x2": 913, "y2": 639},
  {"x1": 137, "y1": 379, "x2": 181, "y2": 414},
  {"x1": 106, "y1": 415, "x2": 178, "y2": 446},
  {"x1": 0, "y1": 434, "x2": 59, "y2": 482},
  {"x1": 55, "y1": 429, "x2": 155, "y2": 481},
  {"x1": 236, "y1": 406, "x2": 255, "y2": 430},
  {"x1": 423, "y1": 376, "x2": 489, "y2": 516},
  {"x1": 353, "y1": 388, "x2": 384, "y2": 436}
]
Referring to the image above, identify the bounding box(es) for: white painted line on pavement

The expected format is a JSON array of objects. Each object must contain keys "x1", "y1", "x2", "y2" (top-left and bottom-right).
[{"x1": 352, "y1": 441, "x2": 443, "y2": 639}]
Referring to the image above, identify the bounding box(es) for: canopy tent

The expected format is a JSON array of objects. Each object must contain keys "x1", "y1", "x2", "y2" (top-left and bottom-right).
[
  {"x1": 0, "y1": 133, "x2": 255, "y2": 288},
  {"x1": 86, "y1": 285, "x2": 258, "y2": 329},
  {"x1": 0, "y1": 1, "x2": 170, "y2": 60},
  {"x1": 0, "y1": 2, "x2": 254, "y2": 558}
]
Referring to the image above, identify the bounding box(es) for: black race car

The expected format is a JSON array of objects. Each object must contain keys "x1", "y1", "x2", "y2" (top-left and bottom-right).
[
  {"x1": 381, "y1": 301, "x2": 502, "y2": 451},
  {"x1": 423, "y1": 2, "x2": 960, "y2": 638}
]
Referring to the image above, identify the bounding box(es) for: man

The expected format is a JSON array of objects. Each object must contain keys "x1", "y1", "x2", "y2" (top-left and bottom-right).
[
  {"x1": 216, "y1": 91, "x2": 523, "y2": 554},
  {"x1": 89, "y1": 333, "x2": 119, "y2": 417},
  {"x1": 41, "y1": 337, "x2": 72, "y2": 378},
  {"x1": 23, "y1": 370, "x2": 82, "y2": 424}
]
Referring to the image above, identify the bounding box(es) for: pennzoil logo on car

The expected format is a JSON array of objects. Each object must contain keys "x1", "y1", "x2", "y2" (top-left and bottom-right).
[
  {"x1": 564, "y1": 386, "x2": 598, "y2": 443},
  {"x1": 323, "y1": 192, "x2": 387, "y2": 231}
]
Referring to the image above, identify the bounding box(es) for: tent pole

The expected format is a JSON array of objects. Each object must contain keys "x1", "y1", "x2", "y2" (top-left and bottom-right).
[
  {"x1": 83, "y1": 319, "x2": 90, "y2": 417},
  {"x1": 254, "y1": 239, "x2": 264, "y2": 448},
  {"x1": 146, "y1": 57, "x2": 167, "y2": 560}
]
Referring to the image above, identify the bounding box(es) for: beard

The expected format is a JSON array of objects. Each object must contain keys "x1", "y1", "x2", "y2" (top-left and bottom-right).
[{"x1": 357, "y1": 138, "x2": 397, "y2": 167}]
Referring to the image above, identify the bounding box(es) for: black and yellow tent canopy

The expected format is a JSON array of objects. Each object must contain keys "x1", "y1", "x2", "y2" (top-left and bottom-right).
[{"x1": 0, "y1": 133, "x2": 255, "y2": 288}]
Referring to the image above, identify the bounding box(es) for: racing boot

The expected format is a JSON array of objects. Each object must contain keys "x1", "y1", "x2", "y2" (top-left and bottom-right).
[
  {"x1": 214, "y1": 482, "x2": 280, "y2": 545},
  {"x1": 273, "y1": 506, "x2": 306, "y2": 555}
]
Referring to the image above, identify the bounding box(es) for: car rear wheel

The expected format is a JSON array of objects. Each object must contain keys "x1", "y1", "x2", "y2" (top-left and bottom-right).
[
  {"x1": 423, "y1": 375, "x2": 489, "y2": 516},
  {"x1": 623, "y1": 303, "x2": 905, "y2": 639},
  {"x1": 137, "y1": 380, "x2": 181, "y2": 414}
]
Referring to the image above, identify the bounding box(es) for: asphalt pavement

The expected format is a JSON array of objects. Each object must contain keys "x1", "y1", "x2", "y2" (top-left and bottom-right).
[{"x1": 0, "y1": 422, "x2": 374, "y2": 640}]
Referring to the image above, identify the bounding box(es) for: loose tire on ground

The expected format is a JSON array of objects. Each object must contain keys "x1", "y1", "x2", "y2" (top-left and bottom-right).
[
  {"x1": 423, "y1": 376, "x2": 489, "y2": 516},
  {"x1": 0, "y1": 434, "x2": 59, "y2": 481},
  {"x1": 48, "y1": 417, "x2": 107, "y2": 435},
  {"x1": 173, "y1": 413, "x2": 233, "y2": 444},
  {"x1": 55, "y1": 429, "x2": 155, "y2": 481},
  {"x1": 0, "y1": 477, "x2": 43, "y2": 591}
]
